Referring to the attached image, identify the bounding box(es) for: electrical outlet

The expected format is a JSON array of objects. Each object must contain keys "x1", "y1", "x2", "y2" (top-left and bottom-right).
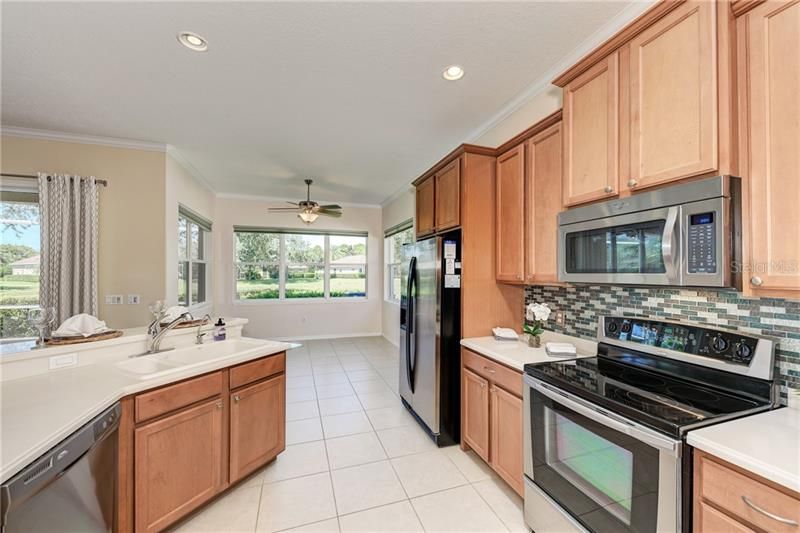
[
  {"x1": 555, "y1": 311, "x2": 566, "y2": 326},
  {"x1": 127, "y1": 294, "x2": 140, "y2": 305},
  {"x1": 105, "y1": 294, "x2": 123, "y2": 305}
]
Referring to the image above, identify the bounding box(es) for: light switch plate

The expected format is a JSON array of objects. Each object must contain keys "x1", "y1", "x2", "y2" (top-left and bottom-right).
[
  {"x1": 49, "y1": 353, "x2": 78, "y2": 370},
  {"x1": 105, "y1": 294, "x2": 123, "y2": 305},
  {"x1": 127, "y1": 294, "x2": 140, "y2": 305}
]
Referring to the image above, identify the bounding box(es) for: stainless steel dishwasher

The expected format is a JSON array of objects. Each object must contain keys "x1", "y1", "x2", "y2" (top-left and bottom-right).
[{"x1": 1, "y1": 402, "x2": 120, "y2": 532}]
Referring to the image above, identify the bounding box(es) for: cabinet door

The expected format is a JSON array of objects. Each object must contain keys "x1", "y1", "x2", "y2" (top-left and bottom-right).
[
  {"x1": 739, "y1": 0, "x2": 800, "y2": 296},
  {"x1": 135, "y1": 399, "x2": 224, "y2": 533},
  {"x1": 495, "y1": 144, "x2": 525, "y2": 282},
  {"x1": 435, "y1": 159, "x2": 461, "y2": 231},
  {"x1": 697, "y1": 502, "x2": 756, "y2": 533},
  {"x1": 415, "y1": 177, "x2": 436, "y2": 238},
  {"x1": 230, "y1": 374, "x2": 286, "y2": 483},
  {"x1": 526, "y1": 122, "x2": 562, "y2": 283},
  {"x1": 628, "y1": 1, "x2": 717, "y2": 191},
  {"x1": 562, "y1": 53, "x2": 619, "y2": 207},
  {"x1": 462, "y1": 368, "x2": 490, "y2": 461},
  {"x1": 490, "y1": 385, "x2": 523, "y2": 496}
]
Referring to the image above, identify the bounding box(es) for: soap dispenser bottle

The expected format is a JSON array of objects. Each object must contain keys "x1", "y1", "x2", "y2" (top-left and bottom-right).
[{"x1": 213, "y1": 318, "x2": 226, "y2": 341}]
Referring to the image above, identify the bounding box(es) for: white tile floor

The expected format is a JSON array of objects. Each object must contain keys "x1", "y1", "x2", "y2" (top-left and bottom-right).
[{"x1": 172, "y1": 337, "x2": 526, "y2": 533}]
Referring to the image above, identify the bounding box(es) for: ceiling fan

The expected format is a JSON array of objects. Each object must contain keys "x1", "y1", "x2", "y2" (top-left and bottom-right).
[{"x1": 268, "y1": 179, "x2": 343, "y2": 224}]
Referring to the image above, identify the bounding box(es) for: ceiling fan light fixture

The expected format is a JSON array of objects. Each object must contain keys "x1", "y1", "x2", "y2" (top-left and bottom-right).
[{"x1": 298, "y1": 210, "x2": 319, "y2": 224}]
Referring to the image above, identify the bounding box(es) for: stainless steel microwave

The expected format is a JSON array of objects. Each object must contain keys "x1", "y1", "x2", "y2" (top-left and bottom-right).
[{"x1": 557, "y1": 176, "x2": 741, "y2": 288}]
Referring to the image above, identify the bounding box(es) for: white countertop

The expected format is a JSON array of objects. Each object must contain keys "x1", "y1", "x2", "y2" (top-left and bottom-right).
[
  {"x1": 0, "y1": 335, "x2": 295, "y2": 484},
  {"x1": 687, "y1": 408, "x2": 800, "y2": 493},
  {"x1": 460, "y1": 331, "x2": 597, "y2": 371}
]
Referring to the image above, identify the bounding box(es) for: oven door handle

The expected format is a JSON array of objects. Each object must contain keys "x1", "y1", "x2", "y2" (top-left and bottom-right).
[
  {"x1": 662, "y1": 206, "x2": 681, "y2": 284},
  {"x1": 527, "y1": 377, "x2": 680, "y2": 454}
]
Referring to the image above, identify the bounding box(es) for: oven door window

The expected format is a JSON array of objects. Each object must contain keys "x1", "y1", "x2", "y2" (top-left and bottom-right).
[
  {"x1": 565, "y1": 220, "x2": 666, "y2": 274},
  {"x1": 531, "y1": 390, "x2": 660, "y2": 533}
]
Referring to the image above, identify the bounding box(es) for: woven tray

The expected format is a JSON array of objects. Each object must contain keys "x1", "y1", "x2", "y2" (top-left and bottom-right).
[
  {"x1": 160, "y1": 319, "x2": 208, "y2": 329},
  {"x1": 45, "y1": 329, "x2": 124, "y2": 346}
]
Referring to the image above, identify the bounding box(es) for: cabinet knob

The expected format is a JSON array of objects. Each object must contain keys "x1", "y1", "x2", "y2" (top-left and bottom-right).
[
  {"x1": 627, "y1": 179, "x2": 638, "y2": 188},
  {"x1": 489, "y1": 388, "x2": 497, "y2": 393},
  {"x1": 750, "y1": 276, "x2": 763, "y2": 286},
  {"x1": 215, "y1": 400, "x2": 223, "y2": 409},
  {"x1": 234, "y1": 395, "x2": 241, "y2": 403},
  {"x1": 479, "y1": 383, "x2": 485, "y2": 389},
  {"x1": 604, "y1": 185, "x2": 614, "y2": 193}
]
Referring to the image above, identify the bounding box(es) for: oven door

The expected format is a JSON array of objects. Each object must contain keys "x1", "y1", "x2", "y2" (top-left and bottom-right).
[
  {"x1": 558, "y1": 206, "x2": 681, "y2": 285},
  {"x1": 524, "y1": 376, "x2": 681, "y2": 533}
]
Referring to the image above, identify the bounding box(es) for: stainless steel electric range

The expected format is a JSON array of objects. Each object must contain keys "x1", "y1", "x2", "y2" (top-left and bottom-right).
[{"x1": 522, "y1": 316, "x2": 778, "y2": 533}]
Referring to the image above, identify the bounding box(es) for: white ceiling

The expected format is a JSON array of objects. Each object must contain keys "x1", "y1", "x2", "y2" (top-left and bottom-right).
[{"x1": 2, "y1": 1, "x2": 635, "y2": 205}]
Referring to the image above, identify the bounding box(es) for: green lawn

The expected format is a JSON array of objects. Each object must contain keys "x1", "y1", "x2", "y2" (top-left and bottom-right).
[
  {"x1": 0, "y1": 275, "x2": 39, "y2": 305},
  {"x1": 236, "y1": 277, "x2": 365, "y2": 299}
]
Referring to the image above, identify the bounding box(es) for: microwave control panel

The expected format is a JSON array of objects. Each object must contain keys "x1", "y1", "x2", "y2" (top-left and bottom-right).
[{"x1": 687, "y1": 212, "x2": 717, "y2": 274}]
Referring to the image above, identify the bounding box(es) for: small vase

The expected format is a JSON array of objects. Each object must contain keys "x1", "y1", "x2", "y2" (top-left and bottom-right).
[{"x1": 527, "y1": 334, "x2": 541, "y2": 348}]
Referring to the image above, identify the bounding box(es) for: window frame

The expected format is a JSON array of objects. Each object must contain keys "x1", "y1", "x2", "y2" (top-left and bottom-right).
[
  {"x1": 383, "y1": 220, "x2": 414, "y2": 305},
  {"x1": 178, "y1": 206, "x2": 212, "y2": 310},
  {"x1": 233, "y1": 229, "x2": 368, "y2": 304}
]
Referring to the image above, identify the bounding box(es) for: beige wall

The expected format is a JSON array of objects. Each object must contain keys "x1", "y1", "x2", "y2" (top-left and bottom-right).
[
  {"x1": 380, "y1": 188, "x2": 415, "y2": 346},
  {"x1": 474, "y1": 87, "x2": 563, "y2": 148},
  {"x1": 1, "y1": 135, "x2": 167, "y2": 329},
  {"x1": 164, "y1": 153, "x2": 215, "y2": 312},
  {"x1": 213, "y1": 196, "x2": 383, "y2": 340}
]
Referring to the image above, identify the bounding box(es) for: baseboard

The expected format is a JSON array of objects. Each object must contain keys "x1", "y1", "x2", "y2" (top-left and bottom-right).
[
  {"x1": 270, "y1": 331, "x2": 383, "y2": 342},
  {"x1": 382, "y1": 333, "x2": 399, "y2": 348}
]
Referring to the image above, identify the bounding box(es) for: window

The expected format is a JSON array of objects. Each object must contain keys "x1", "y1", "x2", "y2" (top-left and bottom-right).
[
  {"x1": 234, "y1": 228, "x2": 367, "y2": 301},
  {"x1": 384, "y1": 222, "x2": 414, "y2": 303},
  {"x1": 178, "y1": 207, "x2": 212, "y2": 308},
  {"x1": 0, "y1": 189, "x2": 40, "y2": 340}
]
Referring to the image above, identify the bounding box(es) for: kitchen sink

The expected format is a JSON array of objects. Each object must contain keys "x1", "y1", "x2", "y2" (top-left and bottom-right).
[{"x1": 114, "y1": 357, "x2": 181, "y2": 378}]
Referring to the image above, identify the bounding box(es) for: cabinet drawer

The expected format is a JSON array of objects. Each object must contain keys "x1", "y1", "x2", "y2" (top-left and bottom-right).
[
  {"x1": 698, "y1": 453, "x2": 800, "y2": 533},
  {"x1": 462, "y1": 348, "x2": 522, "y2": 397},
  {"x1": 230, "y1": 352, "x2": 285, "y2": 390},
  {"x1": 135, "y1": 371, "x2": 222, "y2": 423}
]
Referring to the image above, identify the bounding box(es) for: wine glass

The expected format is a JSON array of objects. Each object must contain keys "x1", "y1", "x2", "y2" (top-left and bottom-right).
[{"x1": 28, "y1": 307, "x2": 55, "y2": 347}]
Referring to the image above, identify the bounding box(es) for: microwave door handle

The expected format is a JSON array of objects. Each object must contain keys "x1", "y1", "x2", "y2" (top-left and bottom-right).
[
  {"x1": 662, "y1": 206, "x2": 681, "y2": 283},
  {"x1": 529, "y1": 379, "x2": 679, "y2": 453}
]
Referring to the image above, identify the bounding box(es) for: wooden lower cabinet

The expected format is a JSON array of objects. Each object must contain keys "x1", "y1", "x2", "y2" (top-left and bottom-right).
[
  {"x1": 230, "y1": 374, "x2": 286, "y2": 482},
  {"x1": 134, "y1": 399, "x2": 224, "y2": 533},
  {"x1": 461, "y1": 348, "x2": 524, "y2": 496}
]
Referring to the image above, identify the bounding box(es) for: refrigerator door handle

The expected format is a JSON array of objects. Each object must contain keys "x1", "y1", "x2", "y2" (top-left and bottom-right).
[{"x1": 405, "y1": 256, "x2": 417, "y2": 394}]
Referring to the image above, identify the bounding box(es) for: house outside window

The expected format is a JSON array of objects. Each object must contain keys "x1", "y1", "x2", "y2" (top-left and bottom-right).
[
  {"x1": 384, "y1": 220, "x2": 414, "y2": 303},
  {"x1": 234, "y1": 228, "x2": 367, "y2": 301},
  {"x1": 178, "y1": 206, "x2": 212, "y2": 308}
]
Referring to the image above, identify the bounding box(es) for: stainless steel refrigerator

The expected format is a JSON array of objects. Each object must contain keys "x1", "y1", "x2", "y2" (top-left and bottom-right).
[{"x1": 399, "y1": 230, "x2": 461, "y2": 446}]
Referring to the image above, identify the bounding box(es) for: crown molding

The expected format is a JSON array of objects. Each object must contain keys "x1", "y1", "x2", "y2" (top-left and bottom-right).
[
  {"x1": 215, "y1": 191, "x2": 382, "y2": 210},
  {"x1": 0, "y1": 125, "x2": 167, "y2": 152},
  {"x1": 380, "y1": 183, "x2": 414, "y2": 208},
  {"x1": 165, "y1": 145, "x2": 216, "y2": 194},
  {"x1": 465, "y1": 0, "x2": 657, "y2": 144}
]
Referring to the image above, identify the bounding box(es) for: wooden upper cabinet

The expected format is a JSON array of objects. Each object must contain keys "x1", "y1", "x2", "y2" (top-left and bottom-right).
[
  {"x1": 230, "y1": 374, "x2": 285, "y2": 483},
  {"x1": 490, "y1": 385, "x2": 523, "y2": 496},
  {"x1": 134, "y1": 399, "x2": 224, "y2": 533},
  {"x1": 525, "y1": 122, "x2": 562, "y2": 284},
  {"x1": 462, "y1": 367, "x2": 490, "y2": 462},
  {"x1": 738, "y1": 0, "x2": 800, "y2": 296},
  {"x1": 562, "y1": 53, "x2": 619, "y2": 207},
  {"x1": 627, "y1": 1, "x2": 717, "y2": 191},
  {"x1": 495, "y1": 145, "x2": 526, "y2": 283},
  {"x1": 415, "y1": 176, "x2": 435, "y2": 238},
  {"x1": 435, "y1": 159, "x2": 461, "y2": 231}
]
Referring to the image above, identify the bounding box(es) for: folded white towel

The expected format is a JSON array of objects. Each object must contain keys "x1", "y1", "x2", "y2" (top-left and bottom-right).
[
  {"x1": 52, "y1": 313, "x2": 110, "y2": 338},
  {"x1": 163, "y1": 305, "x2": 190, "y2": 322},
  {"x1": 545, "y1": 342, "x2": 577, "y2": 356}
]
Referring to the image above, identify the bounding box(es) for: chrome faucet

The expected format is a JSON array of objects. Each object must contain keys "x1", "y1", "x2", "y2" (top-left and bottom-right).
[
  {"x1": 140, "y1": 311, "x2": 190, "y2": 355},
  {"x1": 196, "y1": 314, "x2": 212, "y2": 345}
]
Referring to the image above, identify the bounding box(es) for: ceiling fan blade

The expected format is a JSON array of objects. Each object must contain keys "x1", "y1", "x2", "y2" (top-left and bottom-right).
[
  {"x1": 268, "y1": 207, "x2": 300, "y2": 212},
  {"x1": 317, "y1": 209, "x2": 343, "y2": 217},
  {"x1": 319, "y1": 204, "x2": 342, "y2": 210},
  {"x1": 286, "y1": 201, "x2": 299, "y2": 206}
]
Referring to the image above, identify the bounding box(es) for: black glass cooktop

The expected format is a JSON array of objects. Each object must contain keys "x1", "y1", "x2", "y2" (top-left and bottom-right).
[{"x1": 524, "y1": 345, "x2": 771, "y2": 438}]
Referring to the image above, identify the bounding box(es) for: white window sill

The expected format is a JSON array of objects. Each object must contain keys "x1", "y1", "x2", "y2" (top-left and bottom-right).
[
  {"x1": 383, "y1": 299, "x2": 400, "y2": 306},
  {"x1": 233, "y1": 297, "x2": 369, "y2": 306}
]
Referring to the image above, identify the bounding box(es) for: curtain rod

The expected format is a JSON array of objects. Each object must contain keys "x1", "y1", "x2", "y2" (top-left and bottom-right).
[{"x1": 1, "y1": 173, "x2": 108, "y2": 187}]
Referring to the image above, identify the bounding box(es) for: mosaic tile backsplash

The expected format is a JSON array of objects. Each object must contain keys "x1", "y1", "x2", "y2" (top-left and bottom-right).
[{"x1": 524, "y1": 285, "x2": 800, "y2": 402}]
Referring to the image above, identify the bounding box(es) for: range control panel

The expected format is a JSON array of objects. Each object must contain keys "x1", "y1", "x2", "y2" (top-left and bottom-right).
[
  {"x1": 687, "y1": 212, "x2": 717, "y2": 274},
  {"x1": 602, "y1": 316, "x2": 759, "y2": 366}
]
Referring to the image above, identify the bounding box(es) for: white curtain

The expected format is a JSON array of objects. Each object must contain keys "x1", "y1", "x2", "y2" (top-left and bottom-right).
[{"x1": 38, "y1": 173, "x2": 100, "y2": 327}]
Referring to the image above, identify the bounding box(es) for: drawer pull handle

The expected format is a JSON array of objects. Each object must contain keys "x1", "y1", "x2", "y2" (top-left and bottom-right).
[
  {"x1": 741, "y1": 496, "x2": 799, "y2": 526},
  {"x1": 483, "y1": 366, "x2": 496, "y2": 374}
]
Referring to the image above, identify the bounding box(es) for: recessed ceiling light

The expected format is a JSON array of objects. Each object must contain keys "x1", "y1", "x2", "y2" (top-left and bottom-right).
[
  {"x1": 442, "y1": 65, "x2": 464, "y2": 81},
  {"x1": 177, "y1": 31, "x2": 208, "y2": 52}
]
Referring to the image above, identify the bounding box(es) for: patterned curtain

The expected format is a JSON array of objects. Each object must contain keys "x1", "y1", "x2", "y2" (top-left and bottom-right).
[{"x1": 38, "y1": 173, "x2": 99, "y2": 328}]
